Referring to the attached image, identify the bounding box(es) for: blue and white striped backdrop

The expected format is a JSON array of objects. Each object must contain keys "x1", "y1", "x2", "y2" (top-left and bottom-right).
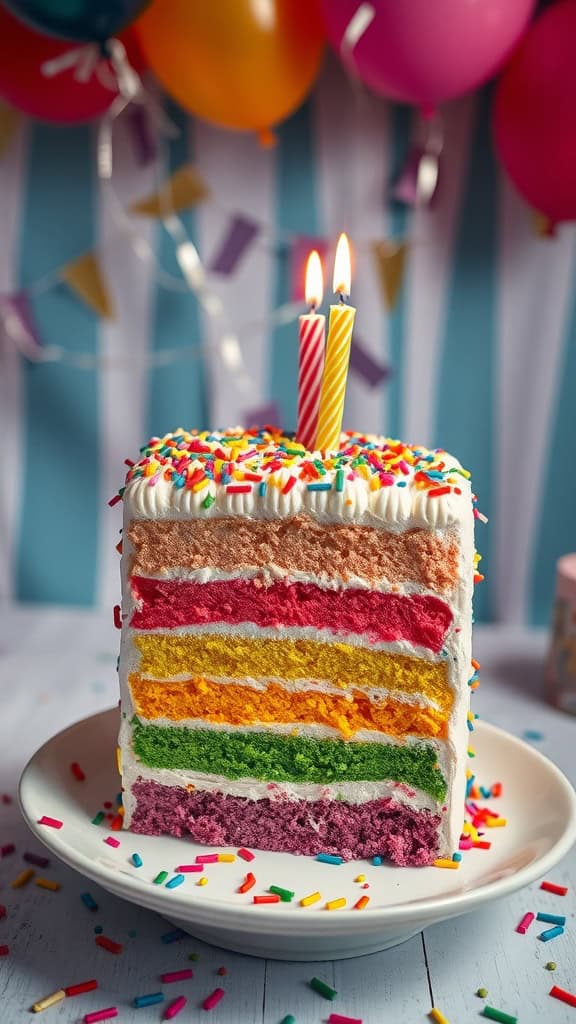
[{"x1": 1, "y1": 60, "x2": 575, "y2": 624}]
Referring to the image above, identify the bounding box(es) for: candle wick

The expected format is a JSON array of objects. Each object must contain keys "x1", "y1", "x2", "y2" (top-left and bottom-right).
[
  {"x1": 338, "y1": 292, "x2": 347, "y2": 304},
  {"x1": 309, "y1": 302, "x2": 317, "y2": 314}
]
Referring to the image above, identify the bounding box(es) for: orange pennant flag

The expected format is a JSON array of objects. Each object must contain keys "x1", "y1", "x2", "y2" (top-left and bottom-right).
[
  {"x1": 372, "y1": 240, "x2": 407, "y2": 311},
  {"x1": 129, "y1": 164, "x2": 210, "y2": 218},
  {"x1": 61, "y1": 252, "x2": 114, "y2": 319}
]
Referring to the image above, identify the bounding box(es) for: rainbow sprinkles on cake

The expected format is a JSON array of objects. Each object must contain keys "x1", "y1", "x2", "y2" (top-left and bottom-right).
[{"x1": 116, "y1": 427, "x2": 479, "y2": 866}]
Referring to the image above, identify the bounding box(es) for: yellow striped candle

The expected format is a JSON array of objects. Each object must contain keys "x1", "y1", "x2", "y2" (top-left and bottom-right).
[{"x1": 314, "y1": 234, "x2": 356, "y2": 452}]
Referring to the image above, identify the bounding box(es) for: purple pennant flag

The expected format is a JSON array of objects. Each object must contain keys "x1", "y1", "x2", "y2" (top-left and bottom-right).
[
  {"x1": 242, "y1": 401, "x2": 281, "y2": 430},
  {"x1": 127, "y1": 105, "x2": 157, "y2": 167},
  {"x1": 0, "y1": 292, "x2": 42, "y2": 359},
  {"x1": 290, "y1": 236, "x2": 329, "y2": 302},
  {"x1": 210, "y1": 215, "x2": 260, "y2": 275},
  {"x1": 349, "y1": 338, "x2": 391, "y2": 388},
  {"x1": 391, "y1": 147, "x2": 423, "y2": 206}
]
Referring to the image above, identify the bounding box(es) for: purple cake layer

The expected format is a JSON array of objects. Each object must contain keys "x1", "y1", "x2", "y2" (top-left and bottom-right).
[{"x1": 130, "y1": 779, "x2": 442, "y2": 866}]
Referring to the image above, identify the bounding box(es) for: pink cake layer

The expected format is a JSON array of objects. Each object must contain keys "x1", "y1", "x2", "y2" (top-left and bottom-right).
[
  {"x1": 129, "y1": 780, "x2": 442, "y2": 866},
  {"x1": 130, "y1": 577, "x2": 452, "y2": 653}
]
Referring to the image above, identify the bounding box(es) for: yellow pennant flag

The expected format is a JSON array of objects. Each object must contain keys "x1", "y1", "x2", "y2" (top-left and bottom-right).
[
  {"x1": 61, "y1": 252, "x2": 114, "y2": 319},
  {"x1": 372, "y1": 240, "x2": 408, "y2": 311},
  {"x1": 129, "y1": 164, "x2": 210, "y2": 218},
  {"x1": 0, "y1": 103, "x2": 19, "y2": 159}
]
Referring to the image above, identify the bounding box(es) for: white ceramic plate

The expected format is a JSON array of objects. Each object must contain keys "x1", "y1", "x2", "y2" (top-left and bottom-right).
[{"x1": 19, "y1": 708, "x2": 576, "y2": 960}]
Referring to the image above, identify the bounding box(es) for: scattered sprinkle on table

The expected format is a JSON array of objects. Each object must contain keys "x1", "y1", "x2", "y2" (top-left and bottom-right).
[
  {"x1": 202, "y1": 988, "x2": 225, "y2": 1010},
  {"x1": 1, "y1": 843, "x2": 15, "y2": 857},
  {"x1": 160, "y1": 969, "x2": 193, "y2": 984},
  {"x1": 300, "y1": 891, "x2": 321, "y2": 907},
  {"x1": 326, "y1": 897, "x2": 347, "y2": 910},
  {"x1": 316, "y1": 853, "x2": 343, "y2": 865},
  {"x1": 164, "y1": 996, "x2": 187, "y2": 1019},
  {"x1": 516, "y1": 912, "x2": 534, "y2": 934},
  {"x1": 217, "y1": 967, "x2": 227, "y2": 976},
  {"x1": 545, "y1": 962, "x2": 557, "y2": 971},
  {"x1": 35, "y1": 877, "x2": 60, "y2": 891},
  {"x1": 433, "y1": 859, "x2": 459, "y2": 870},
  {"x1": 269, "y1": 885, "x2": 294, "y2": 902},
  {"x1": 92, "y1": 811, "x2": 105, "y2": 826},
  {"x1": 477, "y1": 989, "x2": 488, "y2": 998},
  {"x1": 176, "y1": 864, "x2": 203, "y2": 873},
  {"x1": 32, "y1": 988, "x2": 66, "y2": 1012},
  {"x1": 103, "y1": 837, "x2": 120, "y2": 849},
  {"x1": 84, "y1": 1009, "x2": 118, "y2": 1023},
  {"x1": 218, "y1": 853, "x2": 236, "y2": 862},
  {"x1": 0, "y1": 945, "x2": 9, "y2": 957},
  {"x1": 522, "y1": 730, "x2": 544, "y2": 741},
  {"x1": 70, "y1": 761, "x2": 86, "y2": 781},
  {"x1": 81, "y1": 892, "x2": 98, "y2": 912},
  {"x1": 482, "y1": 1007, "x2": 517, "y2": 1024},
  {"x1": 310, "y1": 977, "x2": 337, "y2": 1000},
  {"x1": 253, "y1": 894, "x2": 280, "y2": 904},
  {"x1": 537, "y1": 912, "x2": 565, "y2": 925},
  {"x1": 95, "y1": 935, "x2": 123, "y2": 954},
  {"x1": 154, "y1": 871, "x2": 169, "y2": 885},
  {"x1": 23, "y1": 852, "x2": 49, "y2": 867},
  {"x1": 196, "y1": 854, "x2": 218, "y2": 864},
  {"x1": 161, "y1": 928, "x2": 186, "y2": 943},
  {"x1": 354, "y1": 875, "x2": 365, "y2": 883},
  {"x1": 429, "y1": 1009, "x2": 450, "y2": 1024},
  {"x1": 166, "y1": 874, "x2": 185, "y2": 889},
  {"x1": 133, "y1": 992, "x2": 164, "y2": 1007},
  {"x1": 328, "y1": 1015, "x2": 362, "y2": 1024},
  {"x1": 131, "y1": 852, "x2": 143, "y2": 868},
  {"x1": 0, "y1": 905, "x2": 6, "y2": 920},
  {"x1": 237, "y1": 848, "x2": 255, "y2": 862},
  {"x1": 238, "y1": 872, "x2": 256, "y2": 893},
  {"x1": 539, "y1": 925, "x2": 564, "y2": 942},
  {"x1": 540, "y1": 881, "x2": 568, "y2": 895},
  {"x1": 353, "y1": 895, "x2": 370, "y2": 910},
  {"x1": 280, "y1": 1017, "x2": 296, "y2": 1024},
  {"x1": 11, "y1": 868, "x2": 34, "y2": 888},
  {"x1": 550, "y1": 985, "x2": 576, "y2": 1008},
  {"x1": 37, "y1": 816, "x2": 62, "y2": 830},
  {"x1": 197, "y1": 876, "x2": 208, "y2": 886},
  {"x1": 65, "y1": 980, "x2": 98, "y2": 997}
]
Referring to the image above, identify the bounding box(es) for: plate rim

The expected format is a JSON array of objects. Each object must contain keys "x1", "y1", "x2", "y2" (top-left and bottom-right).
[{"x1": 19, "y1": 708, "x2": 576, "y2": 936}]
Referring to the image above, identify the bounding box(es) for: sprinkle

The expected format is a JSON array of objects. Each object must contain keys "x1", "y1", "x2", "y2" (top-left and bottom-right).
[
  {"x1": 92, "y1": 812, "x2": 105, "y2": 825},
  {"x1": 328, "y1": 1016, "x2": 362, "y2": 1024},
  {"x1": 188, "y1": 953, "x2": 200, "y2": 961},
  {"x1": 237, "y1": 848, "x2": 255, "y2": 862},
  {"x1": 196, "y1": 854, "x2": 218, "y2": 864},
  {"x1": 35, "y1": 878, "x2": 60, "y2": 891},
  {"x1": 32, "y1": 989, "x2": 66, "y2": 1012},
  {"x1": 354, "y1": 875, "x2": 365, "y2": 883},
  {"x1": 523, "y1": 729, "x2": 544, "y2": 741},
  {"x1": 316, "y1": 853, "x2": 343, "y2": 865},
  {"x1": 269, "y1": 885, "x2": 295, "y2": 902},
  {"x1": 161, "y1": 969, "x2": 193, "y2": 983},
  {"x1": 108, "y1": 492, "x2": 122, "y2": 507},
  {"x1": 238, "y1": 872, "x2": 256, "y2": 893},
  {"x1": 326, "y1": 897, "x2": 347, "y2": 910},
  {"x1": 65, "y1": 980, "x2": 98, "y2": 997},
  {"x1": 197, "y1": 876, "x2": 208, "y2": 886},
  {"x1": 550, "y1": 986, "x2": 576, "y2": 1008},
  {"x1": 1, "y1": 794, "x2": 12, "y2": 804},
  {"x1": 371, "y1": 856, "x2": 382, "y2": 866},
  {"x1": 477, "y1": 989, "x2": 488, "y2": 998},
  {"x1": 452, "y1": 853, "x2": 462, "y2": 862},
  {"x1": 281, "y1": 1017, "x2": 296, "y2": 1024},
  {"x1": 516, "y1": 912, "x2": 534, "y2": 934},
  {"x1": 164, "y1": 996, "x2": 187, "y2": 1019},
  {"x1": 154, "y1": 871, "x2": 169, "y2": 885},
  {"x1": 95, "y1": 936, "x2": 123, "y2": 954},
  {"x1": 310, "y1": 976, "x2": 337, "y2": 1000},
  {"x1": 433, "y1": 859, "x2": 459, "y2": 870},
  {"x1": 0, "y1": 906, "x2": 5, "y2": 919},
  {"x1": 482, "y1": 1007, "x2": 517, "y2": 1024},
  {"x1": 37, "y1": 815, "x2": 62, "y2": 830},
  {"x1": 472, "y1": 841, "x2": 492, "y2": 850},
  {"x1": 541, "y1": 881, "x2": 568, "y2": 895},
  {"x1": 217, "y1": 967, "x2": 227, "y2": 976},
  {"x1": 545, "y1": 963, "x2": 557, "y2": 971},
  {"x1": 134, "y1": 992, "x2": 164, "y2": 1007},
  {"x1": 161, "y1": 928, "x2": 187, "y2": 943},
  {"x1": 429, "y1": 1010, "x2": 451, "y2": 1024},
  {"x1": 226, "y1": 484, "x2": 252, "y2": 494},
  {"x1": 202, "y1": 988, "x2": 225, "y2": 1010},
  {"x1": 84, "y1": 1010, "x2": 118, "y2": 1023},
  {"x1": 354, "y1": 895, "x2": 370, "y2": 910},
  {"x1": 0, "y1": 945, "x2": 8, "y2": 956},
  {"x1": 253, "y1": 894, "x2": 280, "y2": 904},
  {"x1": 166, "y1": 874, "x2": 185, "y2": 889},
  {"x1": 23, "y1": 852, "x2": 50, "y2": 867},
  {"x1": 335, "y1": 468, "x2": 344, "y2": 492},
  {"x1": 110, "y1": 813, "x2": 123, "y2": 831},
  {"x1": 175, "y1": 864, "x2": 203, "y2": 874},
  {"x1": 131, "y1": 852, "x2": 143, "y2": 868},
  {"x1": 217, "y1": 853, "x2": 236, "y2": 862},
  {"x1": 104, "y1": 837, "x2": 120, "y2": 849},
  {"x1": 202, "y1": 493, "x2": 215, "y2": 509},
  {"x1": 11, "y1": 868, "x2": 34, "y2": 888},
  {"x1": 300, "y1": 891, "x2": 321, "y2": 907},
  {"x1": 307, "y1": 482, "x2": 332, "y2": 491},
  {"x1": 492, "y1": 782, "x2": 503, "y2": 797},
  {"x1": 485, "y1": 817, "x2": 507, "y2": 828},
  {"x1": 537, "y1": 913, "x2": 566, "y2": 925},
  {"x1": 1, "y1": 843, "x2": 15, "y2": 857},
  {"x1": 539, "y1": 925, "x2": 564, "y2": 942}
]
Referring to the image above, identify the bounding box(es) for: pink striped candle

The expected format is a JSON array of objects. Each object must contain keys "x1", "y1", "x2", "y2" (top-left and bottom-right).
[{"x1": 296, "y1": 250, "x2": 325, "y2": 451}]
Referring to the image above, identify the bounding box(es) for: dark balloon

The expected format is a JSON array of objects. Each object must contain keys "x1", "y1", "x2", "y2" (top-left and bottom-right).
[{"x1": 1, "y1": 0, "x2": 151, "y2": 42}]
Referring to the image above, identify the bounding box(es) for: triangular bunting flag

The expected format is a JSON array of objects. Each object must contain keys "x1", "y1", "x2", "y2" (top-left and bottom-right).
[
  {"x1": 0, "y1": 103, "x2": 19, "y2": 159},
  {"x1": 210, "y1": 215, "x2": 260, "y2": 275},
  {"x1": 372, "y1": 240, "x2": 407, "y2": 312},
  {"x1": 61, "y1": 253, "x2": 114, "y2": 319},
  {"x1": 129, "y1": 164, "x2": 209, "y2": 218},
  {"x1": 350, "y1": 338, "x2": 391, "y2": 389},
  {"x1": 0, "y1": 292, "x2": 42, "y2": 358},
  {"x1": 242, "y1": 401, "x2": 281, "y2": 430}
]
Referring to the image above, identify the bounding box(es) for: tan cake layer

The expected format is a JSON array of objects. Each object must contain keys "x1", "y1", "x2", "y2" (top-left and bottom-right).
[{"x1": 128, "y1": 514, "x2": 460, "y2": 592}]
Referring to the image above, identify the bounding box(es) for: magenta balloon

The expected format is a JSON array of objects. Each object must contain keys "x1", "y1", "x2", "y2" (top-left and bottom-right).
[
  {"x1": 494, "y1": 1, "x2": 576, "y2": 224},
  {"x1": 322, "y1": 0, "x2": 536, "y2": 106}
]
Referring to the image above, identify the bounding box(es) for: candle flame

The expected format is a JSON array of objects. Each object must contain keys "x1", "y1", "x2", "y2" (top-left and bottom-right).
[
  {"x1": 305, "y1": 250, "x2": 323, "y2": 309},
  {"x1": 333, "y1": 232, "x2": 352, "y2": 298}
]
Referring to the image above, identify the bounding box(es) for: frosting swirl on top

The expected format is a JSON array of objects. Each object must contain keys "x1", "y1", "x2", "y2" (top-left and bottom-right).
[{"x1": 117, "y1": 427, "x2": 476, "y2": 528}]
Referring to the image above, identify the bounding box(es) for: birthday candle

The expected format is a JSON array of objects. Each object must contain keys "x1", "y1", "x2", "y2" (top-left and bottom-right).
[
  {"x1": 315, "y1": 233, "x2": 356, "y2": 452},
  {"x1": 297, "y1": 250, "x2": 325, "y2": 451}
]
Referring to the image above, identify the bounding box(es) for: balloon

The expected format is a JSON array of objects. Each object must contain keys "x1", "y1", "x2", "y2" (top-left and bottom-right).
[
  {"x1": 0, "y1": 5, "x2": 146, "y2": 124},
  {"x1": 322, "y1": 0, "x2": 536, "y2": 107},
  {"x1": 1, "y1": 0, "x2": 150, "y2": 42},
  {"x1": 135, "y1": 0, "x2": 324, "y2": 135},
  {"x1": 493, "y1": 1, "x2": 576, "y2": 225}
]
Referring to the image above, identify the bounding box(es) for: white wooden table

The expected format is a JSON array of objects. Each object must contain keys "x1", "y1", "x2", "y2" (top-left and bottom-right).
[{"x1": 0, "y1": 607, "x2": 575, "y2": 1023}]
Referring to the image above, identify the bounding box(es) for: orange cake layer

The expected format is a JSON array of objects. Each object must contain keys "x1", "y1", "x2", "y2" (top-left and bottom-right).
[
  {"x1": 128, "y1": 514, "x2": 460, "y2": 592},
  {"x1": 129, "y1": 674, "x2": 449, "y2": 740}
]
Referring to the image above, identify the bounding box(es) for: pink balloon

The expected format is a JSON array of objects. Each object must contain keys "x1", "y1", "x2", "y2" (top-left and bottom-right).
[
  {"x1": 322, "y1": 0, "x2": 536, "y2": 107},
  {"x1": 493, "y1": 1, "x2": 576, "y2": 225}
]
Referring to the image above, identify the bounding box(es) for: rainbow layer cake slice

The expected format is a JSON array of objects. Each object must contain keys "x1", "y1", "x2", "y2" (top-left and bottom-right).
[{"x1": 117, "y1": 427, "x2": 477, "y2": 865}]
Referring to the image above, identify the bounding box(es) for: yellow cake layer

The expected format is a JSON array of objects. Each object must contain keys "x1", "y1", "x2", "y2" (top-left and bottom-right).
[{"x1": 132, "y1": 633, "x2": 452, "y2": 713}]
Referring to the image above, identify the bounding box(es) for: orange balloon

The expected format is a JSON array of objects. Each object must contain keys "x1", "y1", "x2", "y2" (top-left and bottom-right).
[{"x1": 135, "y1": 0, "x2": 325, "y2": 134}]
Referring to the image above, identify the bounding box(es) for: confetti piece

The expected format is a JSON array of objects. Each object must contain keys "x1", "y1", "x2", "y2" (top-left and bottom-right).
[
  {"x1": 537, "y1": 913, "x2": 566, "y2": 925},
  {"x1": 429, "y1": 1010, "x2": 450, "y2": 1024},
  {"x1": 433, "y1": 859, "x2": 459, "y2": 870},
  {"x1": 103, "y1": 837, "x2": 120, "y2": 849},
  {"x1": 196, "y1": 854, "x2": 218, "y2": 864},
  {"x1": 81, "y1": 892, "x2": 98, "y2": 912},
  {"x1": 326, "y1": 898, "x2": 347, "y2": 910},
  {"x1": 310, "y1": 977, "x2": 337, "y2": 1000},
  {"x1": 84, "y1": 1009, "x2": 118, "y2": 1023},
  {"x1": 1, "y1": 843, "x2": 15, "y2": 857},
  {"x1": 202, "y1": 988, "x2": 225, "y2": 1010},
  {"x1": 300, "y1": 891, "x2": 321, "y2": 907},
  {"x1": 550, "y1": 986, "x2": 576, "y2": 1008},
  {"x1": 11, "y1": 868, "x2": 34, "y2": 888},
  {"x1": 65, "y1": 980, "x2": 98, "y2": 997},
  {"x1": 32, "y1": 988, "x2": 66, "y2": 1012},
  {"x1": 482, "y1": 1007, "x2": 517, "y2": 1024},
  {"x1": 541, "y1": 881, "x2": 568, "y2": 895},
  {"x1": 516, "y1": 912, "x2": 535, "y2": 934},
  {"x1": 23, "y1": 852, "x2": 50, "y2": 868},
  {"x1": 161, "y1": 928, "x2": 187, "y2": 944},
  {"x1": 134, "y1": 993, "x2": 164, "y2": 1007},
  {"x1": 237, "y1": 848, "x2": 255, "y2": 862},
  {"x1": 238, "y1": 872, "x2": 256, "y2": 894},
  {"x1": 477, "y1": 989, "x2": 488, "y2": 998},
  {"x1": 329, "y1": 1015, "x2": 363, "y2": 1024},
  {"x1": 166, "y1": 874, "x2": 185, "y2": 889},
  {"x1": 269, "y1": 885, "x2": 295, "y2": 902},
  {"x1": 154, "y1": 871, "x2": 169, "y2": 885},
  {"x1": 37, "y1": 816, "x2": 62, "y2": 829},
  {"x1": 35, "y1": 878, "x2": 60, "y2": 891},
  {"x1": 92, "y1": 812, "x2": 105, "y2": 825},
  {"x1": 175, "y1": 864, "x2": 203, "y2": 873},
  {"x1": 353, "y1": 895, "x2": 370, "y2": 910},
  {"x1": 70, "y1": 762, "x2": 86, "y2": 782},
  {"x1": 316, "y1": 853, "x2": 343, "y2": 865},
  {"x1": 164, "y1": 996, "x2": 187, "y2": 1019},
  {"x1": 95, "y1": 936, "x2": 123, "y2": 954},
  {"x1": 161, "y1": 970, "x2": 194, "y2": 984},
  {"x1": 539, "y1": 925, "x2": 564, "y2": 942},
  {"x1": 131, "y1": 853, "x2": 143, "y2": 868},
  {"x1": 545, "y1": 963, "x2": 557, "y2": 972},
  {"x1": 253, "y1": 894, "x2": 280, "y2": 904},
  {"x1": 0, "y1": 945, "x2": 8, "y2": 956}
]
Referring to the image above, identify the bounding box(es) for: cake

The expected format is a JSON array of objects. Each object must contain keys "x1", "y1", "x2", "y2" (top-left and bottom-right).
[{"x1": 116, "y1": 426, "x2": 479, "y2": 866}]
